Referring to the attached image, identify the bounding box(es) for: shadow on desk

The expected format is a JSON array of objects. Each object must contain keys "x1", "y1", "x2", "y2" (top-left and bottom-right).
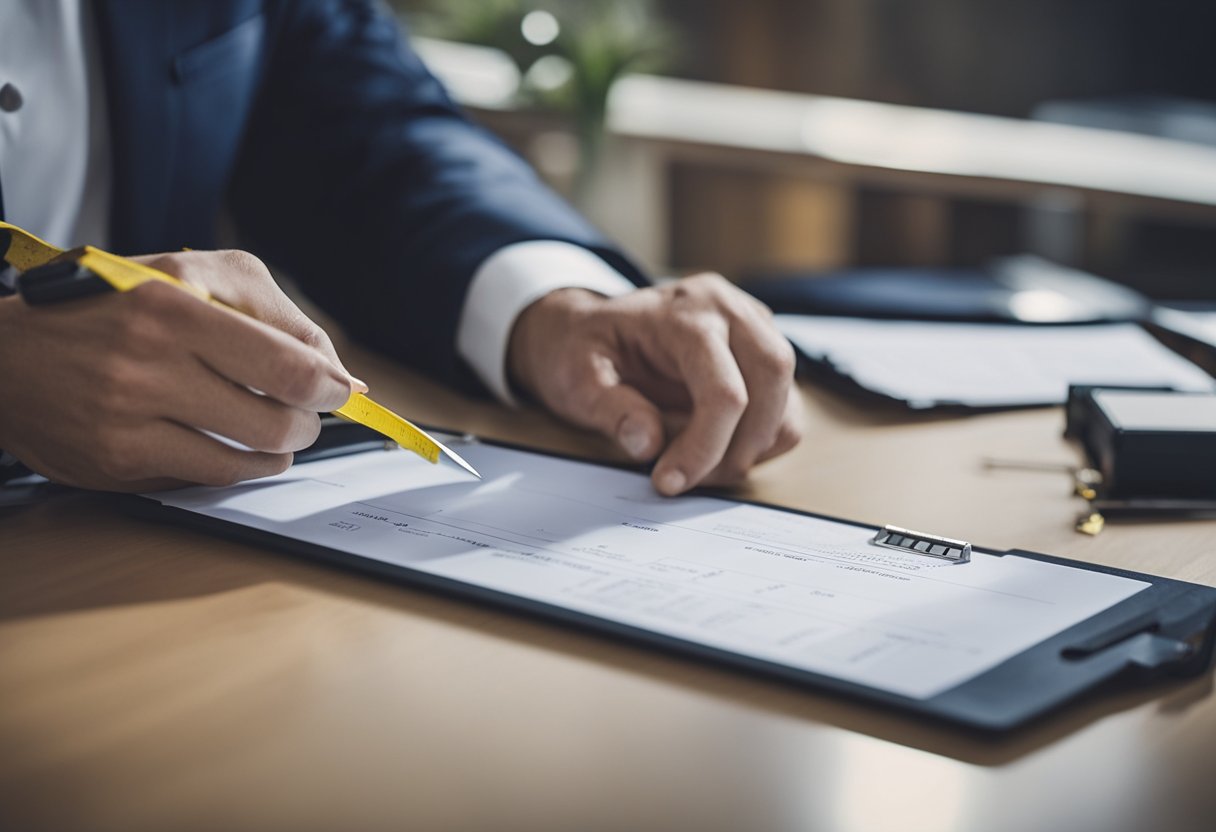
[{"x1": 3, "y1": 491, "x2": 1210, "y2": 770}]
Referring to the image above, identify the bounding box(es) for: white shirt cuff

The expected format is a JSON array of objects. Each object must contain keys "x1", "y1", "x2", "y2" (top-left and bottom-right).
[{"x1": 456, "y1": 240, "x2": 636, "y2": 404}]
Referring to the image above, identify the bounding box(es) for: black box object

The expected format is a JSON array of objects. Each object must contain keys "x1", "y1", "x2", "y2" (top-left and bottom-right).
[{"x1": 1066, "y1": 386, "x2": 1216, "y2": 499}]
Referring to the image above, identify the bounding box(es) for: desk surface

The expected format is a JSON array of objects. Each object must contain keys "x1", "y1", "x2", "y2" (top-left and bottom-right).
[{"x1": 2, "y1": 346, "x2": 1215, "y2": 832}]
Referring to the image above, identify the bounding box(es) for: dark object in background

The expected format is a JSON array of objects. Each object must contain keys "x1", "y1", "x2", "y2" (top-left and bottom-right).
[
  {"x1": 1066, "y1": 386, "x2": 1216, "y2": 500},
  {"x1": 743, "y1": 255, "x2": 1150, "y2": 324},
  {"x1": 1031, "y1": 95, "x2": 1216, "y2": 300}
]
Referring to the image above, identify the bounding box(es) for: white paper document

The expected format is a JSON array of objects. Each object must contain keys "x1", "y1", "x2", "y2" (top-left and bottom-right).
[
  {"x1": 1153, "y1": 307, "x2": 1216, "y2": 349},
  {"x1": 154, "y1": 443, "x2": 1148, "y2": 700},
  {"x1": 777, "y1": 315, "x2": 1215, "y2": 408}
]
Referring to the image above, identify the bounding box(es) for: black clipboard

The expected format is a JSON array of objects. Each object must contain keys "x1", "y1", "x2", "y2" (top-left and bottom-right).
[{"x1": 129, "y1": 428, "x2": 1216, "y2": 735}]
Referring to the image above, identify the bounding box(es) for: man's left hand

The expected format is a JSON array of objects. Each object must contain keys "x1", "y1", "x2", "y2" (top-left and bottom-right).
[{"x1": 508, "y1": 274, "x2": 804, "y2": 496}]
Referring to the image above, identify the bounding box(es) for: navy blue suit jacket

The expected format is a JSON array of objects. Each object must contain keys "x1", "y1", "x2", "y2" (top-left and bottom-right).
[{"x1": 8, "y1": 0, "x2": 643, "y2": 389}]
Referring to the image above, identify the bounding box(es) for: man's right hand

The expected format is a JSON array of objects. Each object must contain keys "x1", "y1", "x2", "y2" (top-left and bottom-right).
[{"x1": 0, "y1": 250, "x2": 359, "y2": 491}]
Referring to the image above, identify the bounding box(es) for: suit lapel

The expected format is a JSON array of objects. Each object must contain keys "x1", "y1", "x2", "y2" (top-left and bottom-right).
[{"x1": 94, "y1": 0, "x2": 178, "y2": 255}]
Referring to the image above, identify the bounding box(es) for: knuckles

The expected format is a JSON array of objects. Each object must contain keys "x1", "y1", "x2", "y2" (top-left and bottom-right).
[
  {"x1": 706, "y1": 378, "x2": 749, "y2": 412},
  {"x1": 677, "y1": 272, "x2": 730, "y2": 291},
  {"x1": 667, "y1": 273, "x2": 732, "y2": 306},
  {"x1": 127, "y1": 279, "x2": 186, "y2": 314},
  {"x1": 270, "y1": 349, "x2": 337, "y2": 408},
  {"x1": 691, "y1": 272, "x2": 732, "y2": 291},
  {"x1": 142, "y1": 253, "x2": 212, "y2": 296},
  {"x1": 669, "y1": 308, "x2": 726, "y2": 345},
  {"x1": 274, "y1": 354, "x2": 324, "y2": 404},
  {"x1": 141, "y1": 252, "x2": 190, "y2": 279},
  {"x1": 142, "y1": 249, "x2": 270, "y2": 298},
  {"x1": 296, "y1": 320, "x2": 336, "y2": 355},
  {"x1": 217, "y1": 249, "x2": 269, "y2": 277},
  {"x1": 755, "y1": 337, "x2": 797, "y2": 380}
]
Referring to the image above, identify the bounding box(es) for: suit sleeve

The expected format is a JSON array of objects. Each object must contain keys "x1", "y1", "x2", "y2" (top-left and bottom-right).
[{"x1": 229, "y1": 0, "x2": 646, "y2": 390}]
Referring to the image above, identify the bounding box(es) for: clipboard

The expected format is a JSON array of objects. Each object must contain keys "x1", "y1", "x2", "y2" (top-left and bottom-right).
[{"x1": 129, "y1": 426, "x2": 1216, "y2": 734}]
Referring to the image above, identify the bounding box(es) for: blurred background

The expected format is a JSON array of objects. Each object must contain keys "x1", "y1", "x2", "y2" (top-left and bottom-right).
[{"x1": 389, "y1": 0, "x2": 1216, "y2": 300}]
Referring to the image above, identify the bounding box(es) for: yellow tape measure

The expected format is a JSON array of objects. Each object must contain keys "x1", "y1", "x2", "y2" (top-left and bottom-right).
[{"x1": 0, "y1": 220, "x2": 479, "y2": 478}]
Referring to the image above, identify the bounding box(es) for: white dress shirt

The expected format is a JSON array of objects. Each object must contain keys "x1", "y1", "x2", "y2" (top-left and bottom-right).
[
  {"x1": 0, "y1": 0, "x2": 634, "y2": 402},
  {"x1": 0, "y1": 0, "x2": 110, "y2": 249}
]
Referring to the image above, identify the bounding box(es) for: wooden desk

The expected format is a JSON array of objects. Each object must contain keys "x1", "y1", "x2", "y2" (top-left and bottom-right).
[{"x1": 3, "y1": 347, "x2": 1215, "y2": 832}]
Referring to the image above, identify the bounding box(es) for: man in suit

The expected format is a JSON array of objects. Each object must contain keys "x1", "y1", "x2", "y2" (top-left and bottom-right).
[{"x1": 0, "y1": 0, "x2": 802, "y2": 496}]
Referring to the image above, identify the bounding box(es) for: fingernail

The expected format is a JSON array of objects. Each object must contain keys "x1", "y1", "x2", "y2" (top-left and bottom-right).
[
  {"x1": 657, "y1": 469, "x2": 686, "y2": 496},
  {"x1": 618, "y1": 418, "x2": 651, "y2": 460},
  {"x1": 350, "y1": 376, "x2": 369, "y2": 394}
]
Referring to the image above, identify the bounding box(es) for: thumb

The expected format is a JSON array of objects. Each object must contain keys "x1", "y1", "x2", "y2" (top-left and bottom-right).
[{"x1": 567, "y1": 373, "x2": 665, "y2": 462}]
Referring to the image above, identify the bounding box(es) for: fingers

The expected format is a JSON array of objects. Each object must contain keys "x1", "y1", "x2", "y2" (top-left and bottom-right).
[
  {"x1": 502, "y1": 275, "x2": 804, "y2": 497},
  {"x1": 149, "y1": 422, "x2": 292, "y2": 485},
  {"x1": 130, "y1": 282, "x2": 354, "y2": 412},
  {"x1": 134, "y1": 250, "x2": 367, "y2": 392},
  {"x1": 632, "y1": 275, "x2": 801, "y2": 494},
  {"x1": 652, "y1": 317, "x2": 750, "y2": 496},
  {"x1": 702, "y1": 307, "x2": 799, "y2": 483},
  {"x1": 555, "y1": 352, "x2": 666, "y2": 462},
  {"x1": 160, "y1": 357, "x2": 323, "y2": 454},
  {"x1": 754, "y1": 389, "x2": 805, "y2": 465},
  {"x1": 197, "y1": 313, "x2": 354, "y2": 412},
  {"x1": 88, "y1": 420, "x2": 292, "y2": 491},
  {"x1": 0, "y1": 269, "x2": 335, "y2": 493}
]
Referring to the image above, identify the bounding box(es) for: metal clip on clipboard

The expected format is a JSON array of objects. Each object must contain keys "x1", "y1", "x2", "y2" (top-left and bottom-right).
[{"x1": 870, "y1": 524, "x2": 972, "y2": 563}]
